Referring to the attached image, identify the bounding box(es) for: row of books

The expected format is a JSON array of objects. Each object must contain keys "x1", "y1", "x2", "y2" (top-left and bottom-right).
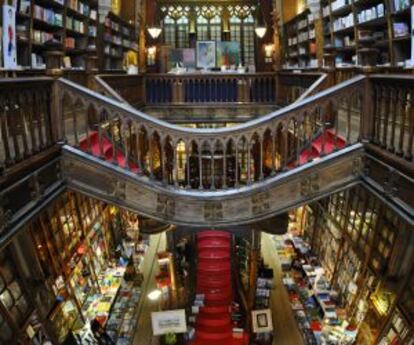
[
  {"x1": 33, "y1": 5, "x2": 63, "y2": 27},
  {"x1": 66, "y1": 16, "x2": 86, "y2": 34}
]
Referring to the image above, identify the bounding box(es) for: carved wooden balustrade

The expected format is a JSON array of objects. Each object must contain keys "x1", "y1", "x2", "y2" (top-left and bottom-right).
[
  {"x1": 94, "y1": 74, "x2": 145, "y2": 108},
  {"x1": 276, "y1": 72, "x2": 326, "y2": 106},
  {"x1": 0, "y1": 78, "x2": 56, "y2": 174},
  {"x1": 371, "y1": 75, "x2": 414, "y2": 164},
  {"x1": 58, "y1": 75, "x2": 365, "y2": 191},
  {"x1": 95, "y1": 72, "x2": 325, "y2": 107},
  {"x1": 144, "y1": 73, "x2": 278, "y2": 104}
]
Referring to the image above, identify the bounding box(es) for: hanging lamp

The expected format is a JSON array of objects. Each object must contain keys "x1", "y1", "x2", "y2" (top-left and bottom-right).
[
  {"x1": 255, "y1": 4, "x2": 267, "y2": 38},
  {"x1": 147, "y1": 8, "x2": 162, "y2": 39}
]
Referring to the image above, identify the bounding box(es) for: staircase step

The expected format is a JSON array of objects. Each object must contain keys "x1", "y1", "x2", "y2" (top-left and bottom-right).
[
  {"x1": 196, "y1": 314, "x2": 231, "y2": 327},
  {"x1": 196, "y1": 325, "x2": 232, "y2": 340},
  {"x1": 198, "y1": 249, "x2": 230, "y2": 260},
  {"x1": 199, "y1": 305, "x2": 230, "y2": 313},
  {"x1": 197, "y1": 231, "x2": 231, "y2": 240},
  {"x1": 198, "y1": 238, "x2": 230, "y2": 249}
]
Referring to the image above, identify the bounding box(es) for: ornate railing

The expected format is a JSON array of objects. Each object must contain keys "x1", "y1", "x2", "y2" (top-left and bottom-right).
[
  {"x1": 96, "y1": 72, "x2": 324, "y2": 107},
  {"x1": 144, "y1": 73, "x2": 278, "y2": 104},
  {"x1": 276, "y1": 72, "x2": 326, "y2": 106},
  {"x1": 94, "y1": 74, "x2": 145, "y2": 108},
  {"x1": 0, "y1": 77, "x2": 56, "y2": 174},
  {"x1": 58, "y1": 75, "x2": 365, "y2": 191},
  {"x1": 2, "y1": 73, "x2": 412, "y2": 192},
  {"x1": 371, "y1": 75, "x2": 414, "y2": 162}
]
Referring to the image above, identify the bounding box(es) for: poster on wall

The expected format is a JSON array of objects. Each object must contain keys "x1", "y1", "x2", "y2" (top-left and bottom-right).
[
  {"x1": 170, "y1": 48, "x2": 196, "y2": 69},
  {"x1": 151, "y1": 309, "x2": 187, "y2": 336},
  {"x1": 196, "y1": 41, "x2": 216, "y2": 69},
  {"x1": 216, "y1": 41, "x2": 240, "y2": 67},
  {"x1": 252, "y1": 309, "x2": 273, "y2": 333},
  {"x1": 2, "y1": 4, "x2": 17, "y2": 69}
]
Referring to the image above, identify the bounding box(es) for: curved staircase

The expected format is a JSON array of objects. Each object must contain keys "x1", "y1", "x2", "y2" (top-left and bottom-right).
[{"x1": 190, "y1": 231, "x2": 249, "y2": 345}]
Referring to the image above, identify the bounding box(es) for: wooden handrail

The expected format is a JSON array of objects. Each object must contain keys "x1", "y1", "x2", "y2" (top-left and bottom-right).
[
  {"x1": 294, "y1": 73, "x2": 328, "y2": 104},
  {"x1": 0, "y1": 77, "x2": 56, "y2": 174},
  {"x1": 58, "y1": 74, "x2": 365, "y2": 191}
]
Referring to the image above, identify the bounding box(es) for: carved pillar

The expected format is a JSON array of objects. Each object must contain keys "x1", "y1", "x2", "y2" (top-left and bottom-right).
[
  {"x1": 45, "y1": 51, "x2": 64, "y2": 77},
  {"x1": 315, "y1": 18, "x2": 324, "y2": 67},
  {"x1": 360, "y1": 70, "x2": 375, "y2": 142},
  {"x1": 271, "y1": 9, "x2": 282, "y2": 71},
  {"x1": 248, "y1": 230, "x2": 261, "y2": 309},
  {"x1": 138, "y1": 0, "x2": 147, "y2": 73},
  {"x1": 237, "y1": 79, "x2": 248, "y2": 103}
]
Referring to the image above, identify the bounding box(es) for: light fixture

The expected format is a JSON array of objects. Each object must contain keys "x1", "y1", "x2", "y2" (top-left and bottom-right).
[
  {"x1": 255, "y1": 27, "x2": 267, "y2": 39},
  {"x1": 147, "y1": 9, "x2": 163, "y2": 39},
  {"x1": 148, "y1": 289, "x2": 162, "y2": 301},
  {"x1": 264, "y1": 44, "x2": 274, "y2": 58},
  {"x1": 147, "y1": 26, "x2": 162, "y2": 39},
  {"x1": 255, "y1": 5, "x2": 267, "y2": 38}
]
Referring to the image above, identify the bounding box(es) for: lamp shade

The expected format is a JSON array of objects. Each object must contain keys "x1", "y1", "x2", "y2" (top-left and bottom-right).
[
  {"x1": 255, "y1": 4, "x2": 267, "y2": 39},
  {"x1": 255, "y1": 26, "x2": 267, "y2": 38},
  {"x1": 147, "y1": 26, "x2": 162, "y2": 39}
]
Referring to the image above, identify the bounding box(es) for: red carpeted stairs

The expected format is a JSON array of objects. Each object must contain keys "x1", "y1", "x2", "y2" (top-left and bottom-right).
[
  {"x1": 294, "y1": 129, "x2": 346, "y2": 166},
  {"x1": 79, "y1": 131, "x2": 139, "y2": 172},
  {"x1": 190, "y1": 231, "x2": 248, "y2": 345}
]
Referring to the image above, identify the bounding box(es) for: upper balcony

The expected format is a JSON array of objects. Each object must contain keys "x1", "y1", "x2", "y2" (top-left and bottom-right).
[{"x1": 0, "y1": 71, "x2": 413, "y2": 230}]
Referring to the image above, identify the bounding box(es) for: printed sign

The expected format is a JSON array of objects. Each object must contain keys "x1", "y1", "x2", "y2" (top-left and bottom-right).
[
  {"x1": 151, "y1": 309, "x2": 187, "y2": 336},
  {"x1": 2, "y1": 4, "x2": 17, "y2": 69}
]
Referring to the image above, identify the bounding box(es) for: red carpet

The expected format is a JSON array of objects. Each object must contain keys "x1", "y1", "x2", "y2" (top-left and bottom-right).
[
  {"x1": 296, "y1": 129, "x2": 346, "y2": 166},
  {"x1": 79, "y1": 129, "x2": 345, "y2": 180},
  {"x1": 79, "y1": 131, "x2": 139, "y2": 172},
  {"x1": 190, "y1": 231, "x2": 248, "y2": 345}
]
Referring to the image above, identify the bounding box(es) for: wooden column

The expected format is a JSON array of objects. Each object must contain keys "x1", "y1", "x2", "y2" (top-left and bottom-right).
[
  {"x1": 271, "y1": 8, "x2": 282, "y2": 71},
  {"x1": 138, "y1": 0, "x2": 147, "y2": 73},
  {"x1": 360, "y1": 70, "x2": 375, "y2": 142},
  {"x1": 248, "y1": 230, "x2": 261, "y2": 309}
]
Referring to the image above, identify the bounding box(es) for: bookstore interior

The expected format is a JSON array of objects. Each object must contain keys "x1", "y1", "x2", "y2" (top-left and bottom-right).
[{"x1": 0, "y1": 0, "x2": 413, "y2": 345}]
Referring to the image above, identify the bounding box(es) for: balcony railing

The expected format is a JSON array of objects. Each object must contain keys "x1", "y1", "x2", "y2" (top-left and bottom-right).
[
  {"x1": 95, "y1": 72, "x2": 325, "y2": 107},
  {"x1": 58, "y1": 75, "x2": 365, "y2": 191},
  {"x1": 0, "y1": 77, "x2": 56, "y2": 174},
  {"x1": 1, "y1": 73, "x2": 413, "y2": 192}
]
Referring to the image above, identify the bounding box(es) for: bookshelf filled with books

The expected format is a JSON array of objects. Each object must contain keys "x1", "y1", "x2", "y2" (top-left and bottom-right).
[
  {"x1": 6, "y1": 0, "x2": 99, "y2": 71},
  {"x1": 98, "y1": 11, "x2": 138, "y2": 71},
  {"x1": 284, "y1": 9, "x2": 320, "y2": 69},
  {"x1": 283, "y1": 0, "x2": 414, "y2": 70}
]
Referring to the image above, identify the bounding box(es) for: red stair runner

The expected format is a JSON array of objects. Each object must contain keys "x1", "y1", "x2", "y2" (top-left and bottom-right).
[
  {"x1": 79, "y1": 131, "x2": 139, "y2": 172},
  {"x1": 295, "y1": 129, "x2": 347, "y2": 166},
  {"x1": 190, "y1": 231, "x2": 248, "y2": 345}
]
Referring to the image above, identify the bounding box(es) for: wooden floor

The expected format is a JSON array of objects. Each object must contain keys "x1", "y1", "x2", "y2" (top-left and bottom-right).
[
  {"x1": 261, "y1": 233, "x2": 304, "y2": 345},
  {"x1": 133, "y1": 232, "x2": 166, "y2": 345},
  {"x1": 132, "y1": 232, "x2": 303, "y2": 345}
]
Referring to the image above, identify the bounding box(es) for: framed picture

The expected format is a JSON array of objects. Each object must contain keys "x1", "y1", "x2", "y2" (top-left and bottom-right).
[
  {"x1": 196, "y1": 41, "x2": 216, "y2": 69},
  {"x1": 252, "y1": 309, "x2": 273, "y2": 333},
  {"x1": 216, "y1": 41, "x2": 240, "y2": 67},
  {"x1": 170, "y1": 48, "x2": 196, "y2": 69}
]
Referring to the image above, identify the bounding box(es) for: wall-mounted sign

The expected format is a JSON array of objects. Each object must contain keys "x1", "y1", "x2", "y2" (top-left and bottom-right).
[
  {"x1": 151, "y1": 309, "x2": 187, "y2": 336},
  {"x1": 252, "y1": 309, "x2": 273, "y2": 333}
]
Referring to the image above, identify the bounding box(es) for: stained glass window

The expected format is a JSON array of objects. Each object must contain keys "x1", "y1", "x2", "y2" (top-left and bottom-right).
[
  {"x1": 176, "y1": 16, "x2": 189, "y2": 48},
  {"x1": 243, "y1": 14, "x2": 255, "y2": 66},
  {"x1": 163, "y1": 16, "x2": 176, "y2": 47},
  {"x1": 197, "y1": 16, "x2": 209, "y2": 41}
]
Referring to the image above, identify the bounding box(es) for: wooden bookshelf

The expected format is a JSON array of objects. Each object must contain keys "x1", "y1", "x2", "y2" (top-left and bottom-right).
[
  {"x1": 284, "y1": 9, "x2": 320, "y2": 69},
  {"x1": 10, "y1": 0, "x2": 99, "y2": 70},
  {"x1": 98, "y1": 11, "x2": 138, "y2": 71},
  {"x1": 283, "y1": 0, "x2": 414, "y2": 70}
]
